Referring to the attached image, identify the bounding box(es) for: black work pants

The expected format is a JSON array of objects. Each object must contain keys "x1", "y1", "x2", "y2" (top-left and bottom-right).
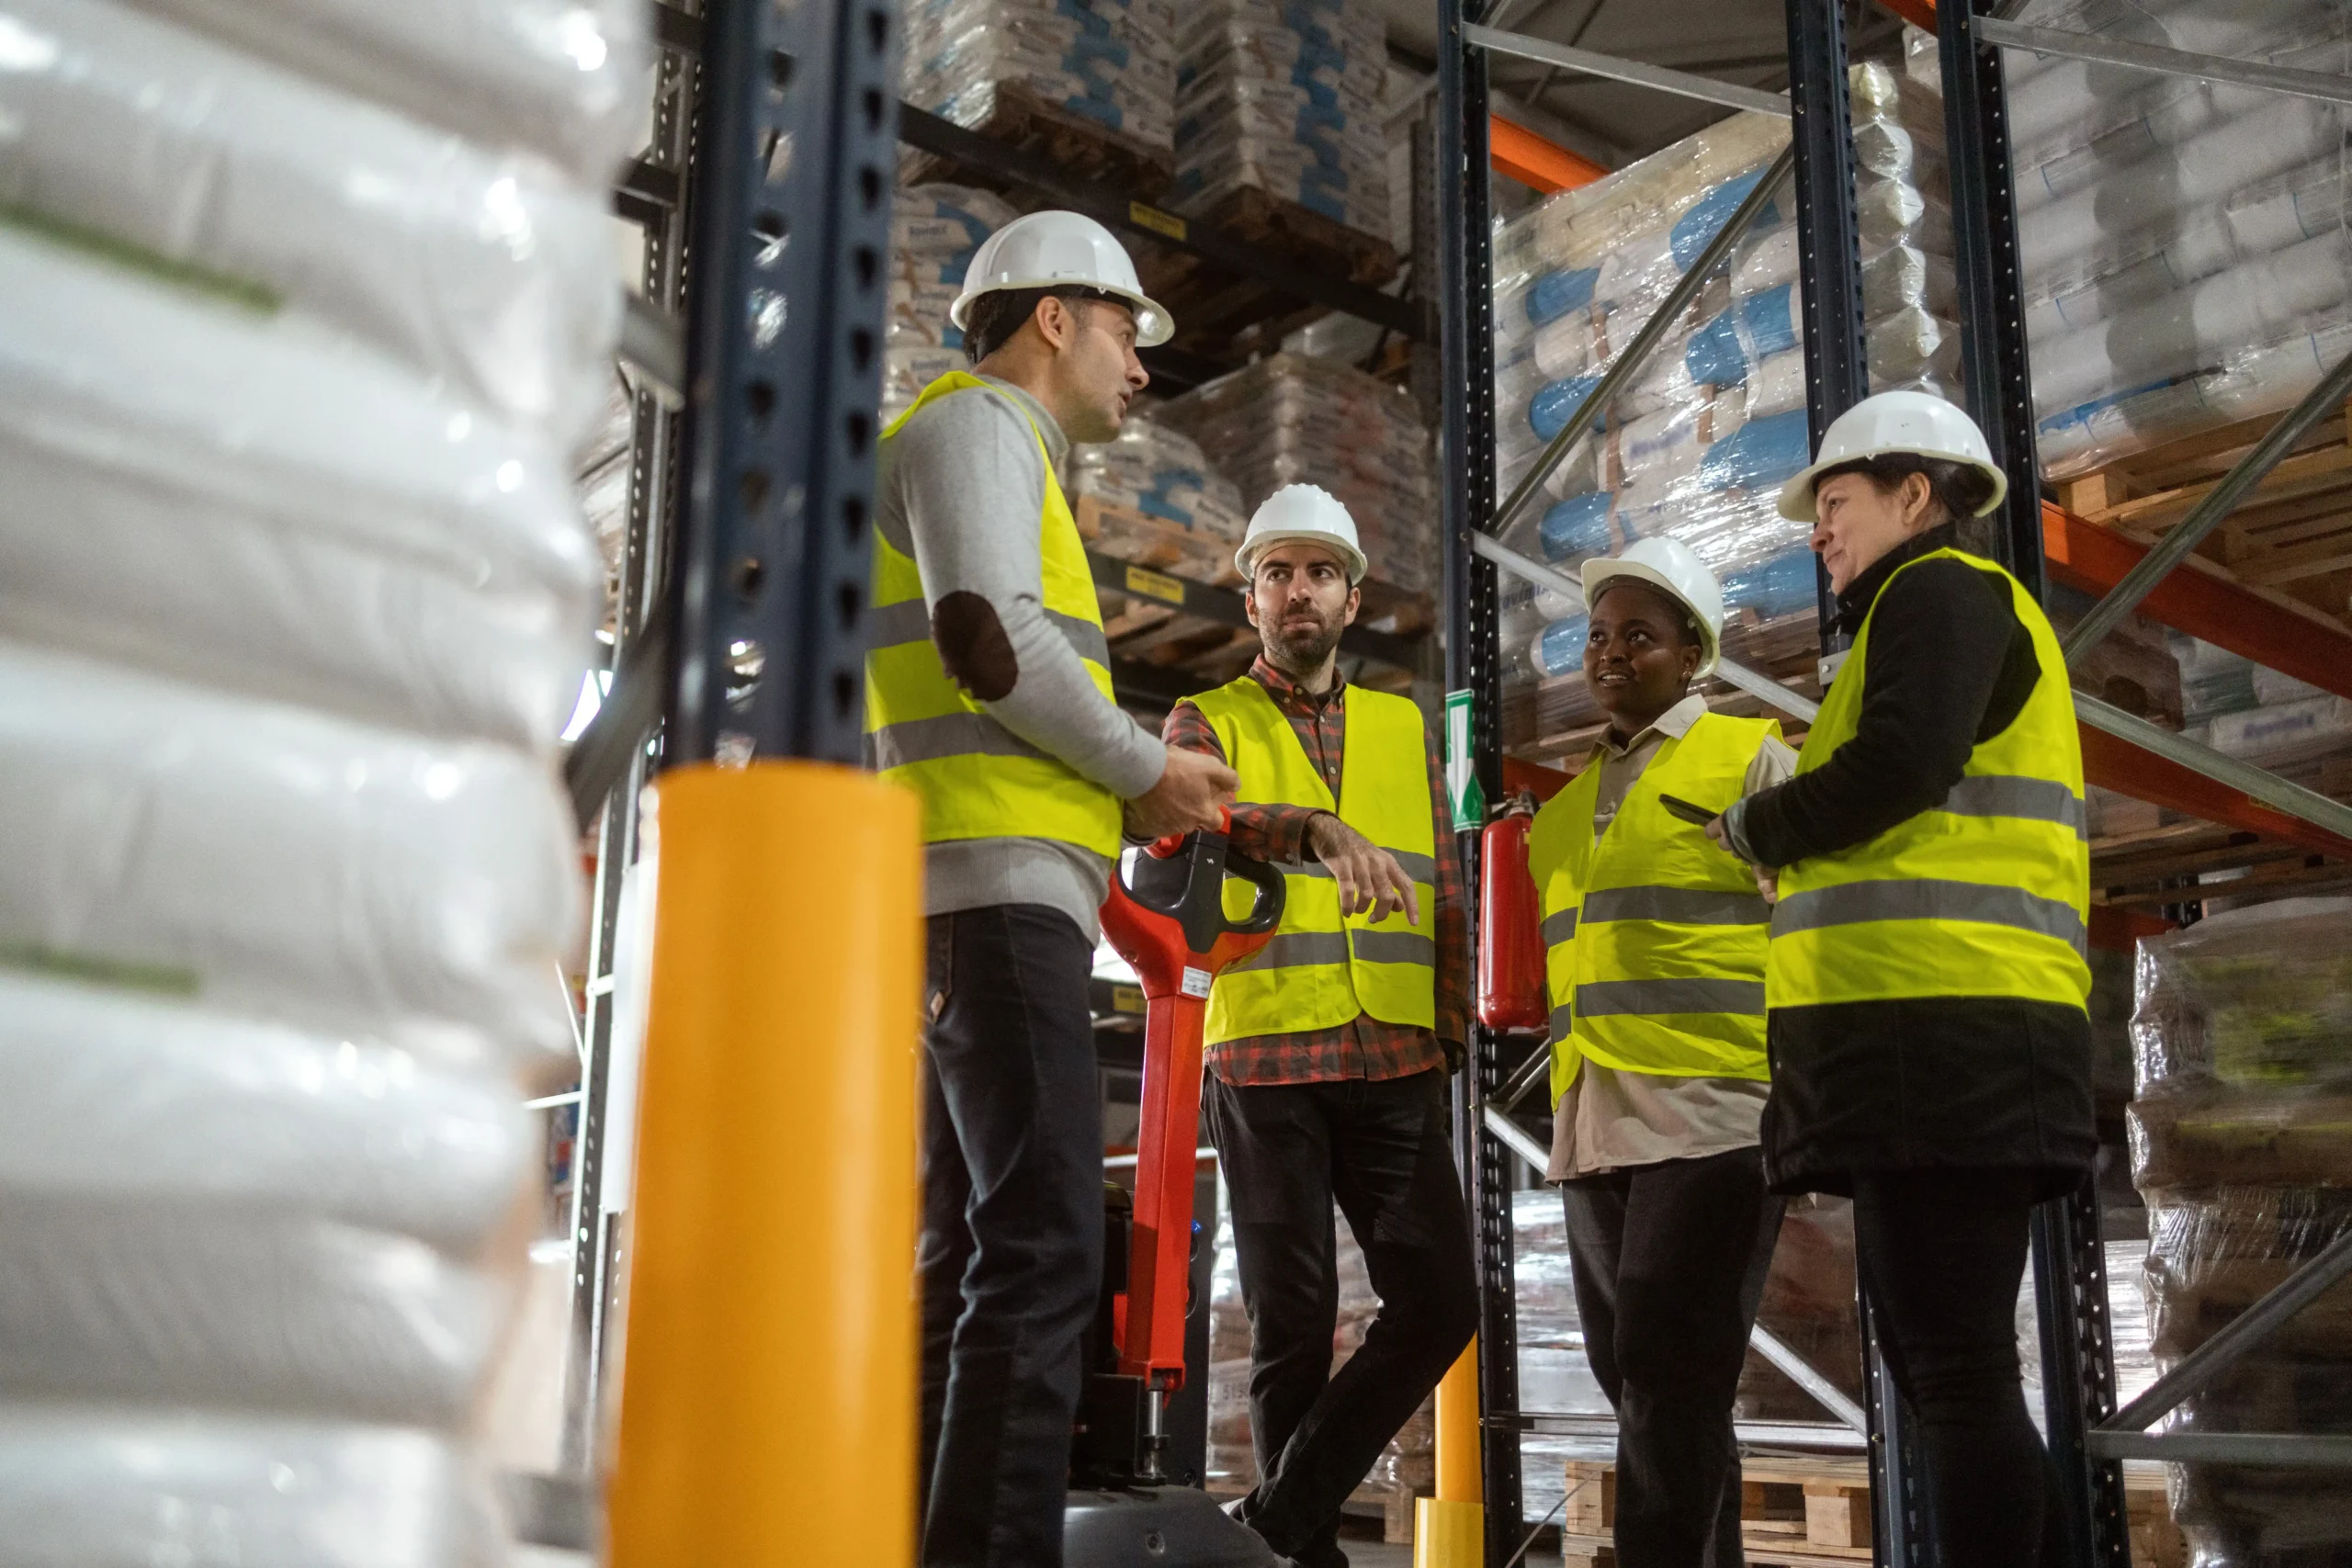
[
  {"x1": 917, "y1": 905, "x2": 1102, "y2": 1568},
  {"x1": 1205, "y1": 1067, "x2": 1479, "y2": 1568},
  {"x1": 1851, "y1": 1168, "x2": 2067, "y2": 1568},
  {"x1": 1560, "y1": 1145, "x2": 1784, "y2": 1568}
]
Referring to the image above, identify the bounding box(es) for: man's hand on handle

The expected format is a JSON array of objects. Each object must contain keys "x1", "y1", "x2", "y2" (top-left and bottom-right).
[
  {"x1": 1306, "y1": 813, "x2": 1421, "y2": 926},
  {"x1": 1125, "y1": 743, "x2": 1239, "y2": 841}
]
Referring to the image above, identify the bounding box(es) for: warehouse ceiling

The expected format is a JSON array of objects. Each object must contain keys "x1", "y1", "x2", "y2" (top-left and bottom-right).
[{"x1": 1379, "y1": 0, "x2": 1915, "y2": 173}]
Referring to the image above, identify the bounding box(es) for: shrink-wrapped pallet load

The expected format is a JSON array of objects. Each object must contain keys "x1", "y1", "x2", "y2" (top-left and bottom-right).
[
  {"x1": 2006, "y1": 2, "x2": 2352, "y2": 472},
  {"x1": 2128, "y1": 899, "x2": 2352, "y2": 1565},
  {"x1": 1157, "y1": 353, "x2": 1437, "y2": 604},
  {"x1": 1171, "y1": 0, "x2": 1394, "y2": 256},
  {"x1": 1069, "y1": 413, "x2": 1252, "y2": 585},
  {"x1": 883, "y1": 183, "x2": 1023, "y2": 425},
  {"x1": 1489, "y1": 52, "x2": 1961, "y2": 750},
  {"x1": 0, "y1": 0, "x2": 633, "y2": 1557}
]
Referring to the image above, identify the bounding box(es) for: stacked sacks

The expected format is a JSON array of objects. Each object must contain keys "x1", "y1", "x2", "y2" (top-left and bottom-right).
[
  {"x1": 2006, "y1": 3, "x2": 2352, "y2": 472},
  {"x1": 2128, "y1": 898, "x2": 2352, "y2": 1564},
  {"x1": 1157, "y1": 353, "x2": 1437, "y2": 600},
  {"x1": 1068, "y1": 412, "x2": 1252, "y2": 586},
  {"x1": 1491, "y1": 52, "x2": 1958, "y2": 736},
  {"x1": 885, "y1": 183, "x2": 1022, "y2": 426},
  {"x1": 0, "y1": 0, "x2": 633, "y2": 1558},
  {"x1": 900, "y1": 0, "x2": 1178, "y2": 183},
  {"x1": 1172, "y1": 0, "x2": 1392, "y2": 250}
]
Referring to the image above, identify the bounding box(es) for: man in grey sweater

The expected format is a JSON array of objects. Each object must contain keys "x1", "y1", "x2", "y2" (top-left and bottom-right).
[{"x1": 869, "y1": 211, "x2": 1235, "y2": 1568}]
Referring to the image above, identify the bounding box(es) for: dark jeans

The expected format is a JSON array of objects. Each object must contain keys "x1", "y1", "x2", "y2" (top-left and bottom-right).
[
  {"x1": 1851, "y1": 1168, "x2": 2067, "y2": 1568},
  {"x1": 1205, "y1": 1067, "x2": 1479, "y2": 1568},
  {"x1": 917, "y1": 905, "x2": 1102, "y2": 1568},
  {"x1": 1561, "y1": 1145, "x2": 1784, "y2": 1568}
]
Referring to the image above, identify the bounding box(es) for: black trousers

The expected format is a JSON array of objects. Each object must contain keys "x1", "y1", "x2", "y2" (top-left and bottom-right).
[
  {"x1": 917, "y1": 905, "x2": 1102, "y2": 1568},
  {"x1": 1205, "y1": 1067, "x2": 1479, "y2": 1568},
  {"x1": 1561, "y1": 1145, "x2": 1784, "y2": 1568},
  {"x1": 1851, "y1": 1168, "x2": 2066, "y2": 1568}
]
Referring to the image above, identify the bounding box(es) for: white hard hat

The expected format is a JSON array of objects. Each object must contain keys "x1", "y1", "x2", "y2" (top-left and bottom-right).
[
  {"x1": 1235, "y1": 484, "x2": 1368, "y2": 583},
  {"x1": 949, "y1": 209, "x2": 1174, "y2": 348},
  {"x1": 1777, "y1": 389, "x2": 2007, "y2": 522},
  {"x1": 1579, "y1": 536, "x2": 1726, "y2": 678}
]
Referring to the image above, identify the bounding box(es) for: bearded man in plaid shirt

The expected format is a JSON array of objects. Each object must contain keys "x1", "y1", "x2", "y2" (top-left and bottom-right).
[{"x1": 1162, "y1": 484, "x2": 1476, "y2": 1568}]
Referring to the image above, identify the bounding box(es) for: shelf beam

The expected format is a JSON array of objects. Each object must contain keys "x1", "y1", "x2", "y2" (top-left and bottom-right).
[
  {"x1": 2077, "y1": 707, "x2": 2352, "y2": 863},
  {"x1": 1487, "y1": 115, "x2": 1606, "y2": 194},
  {"x1": 1086, "y1": 549, "x2": 1421, "y2": 671}
]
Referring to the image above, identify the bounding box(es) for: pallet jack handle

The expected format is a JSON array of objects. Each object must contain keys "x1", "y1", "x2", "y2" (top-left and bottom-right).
[{"x1": 1099, "y1": 810, "x2": 1283, "y2": 1392}]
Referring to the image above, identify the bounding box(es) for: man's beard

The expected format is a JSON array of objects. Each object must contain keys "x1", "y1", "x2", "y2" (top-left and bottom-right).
[{"x1": 1265, "y1": 608, "x2": 1343, "y2": 671}]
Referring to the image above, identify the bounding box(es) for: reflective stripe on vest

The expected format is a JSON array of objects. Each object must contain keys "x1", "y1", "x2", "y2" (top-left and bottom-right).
[
  {"x1": 1766, "y1": 547, "x2": 2091, "y2": 1012},
  {"x1": 1527, "y1": 710, "x2": 1780, "y2": 1103},
  {"x1": 862, "y1": 372, "x2": 1121, "y2": 855},
  {"x1": 1193, "y1": 678, "x2": 1439, "y2": 1043}
]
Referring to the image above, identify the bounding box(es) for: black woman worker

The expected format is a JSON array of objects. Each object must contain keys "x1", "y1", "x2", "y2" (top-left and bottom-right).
[
  {"x1": 1525, "y1": 535, "x2": 1794, "y2": 1568},
  {"x1": 1714, "y1": 389, "x2": 2095, "y2": 1568}
]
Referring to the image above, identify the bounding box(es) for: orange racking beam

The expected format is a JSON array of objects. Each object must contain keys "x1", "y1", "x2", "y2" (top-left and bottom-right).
[
  {"x1": 1490, "y1": 116, "x2": 1607, "y2": 194},
  {"x1": 2079, "y1": 719, "x2": 2352, "y2": 863},
  {"x1": 1872, "y1": 0, "x2": 1938, "y2": 26},
  {"x1": 2042, "y1": 502, "x2": 2352, "y2": 703}
]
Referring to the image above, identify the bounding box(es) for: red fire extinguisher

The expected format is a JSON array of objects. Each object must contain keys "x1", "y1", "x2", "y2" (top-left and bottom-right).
[{"x1": 1478, "y1": 795, "x2": 1548, "y2": 1032}]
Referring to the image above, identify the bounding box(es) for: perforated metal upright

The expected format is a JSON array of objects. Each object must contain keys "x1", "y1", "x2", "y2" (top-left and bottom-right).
[{"x1": 1436, "y1": 0, "x2": 1522, "y2": 1559}]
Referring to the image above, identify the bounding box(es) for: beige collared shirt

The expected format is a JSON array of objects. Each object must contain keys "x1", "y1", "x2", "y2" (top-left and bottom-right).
[{"x1": 1546, "y1": 694, "x2": 1799, "y2": 1181}]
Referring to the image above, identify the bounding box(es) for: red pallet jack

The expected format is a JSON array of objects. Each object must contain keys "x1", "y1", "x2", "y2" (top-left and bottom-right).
[{"x1": 1068, "y1": 813, "x2": 1288, "y2": 1568}]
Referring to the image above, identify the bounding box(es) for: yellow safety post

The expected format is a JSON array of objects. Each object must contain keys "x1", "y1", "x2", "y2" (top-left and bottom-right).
[
  {"x1": 1415, "y1": 1337, "x2": 1485, "y2": 1567},
  {"x1": 607, "y1": 761, "x2": 923, "y2": 1568}
]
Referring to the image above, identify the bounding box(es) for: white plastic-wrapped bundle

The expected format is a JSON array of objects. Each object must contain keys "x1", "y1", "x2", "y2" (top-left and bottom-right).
[
  {"x1": 1069, "y1": 412, "x2": 1250, "y2": 584},
  {"x1": 1172, "y1": 0, "x2": 1390, "y2": 245},
  {"x1": 0, "y1": 230, "x2": 597, "y2": 752},
  {"x1": 0, "y1": 1403, "x2": 508, "y2": 1568},
  {"x1": 902, "y1": 0, "x2": 1177, "y2": 173},
  {"x1": 0, "y1": 641, "x2": 581, "y2": 1063},
  {"x1": 116, "y1": 0, "x2": 650, "y2": 180},
  {"x1": 1157, "y1": 353, "x2": 1436, "y2": 595},
  {"x1": 2009, "y1": 2, "x2": 2352, "y2": 472},
  {"x1": 0, "y1": 0, "x2": 621, "y2": 446},
  {"x1": 885, "y1": 183, "x2": 1023, "y2": 423}
]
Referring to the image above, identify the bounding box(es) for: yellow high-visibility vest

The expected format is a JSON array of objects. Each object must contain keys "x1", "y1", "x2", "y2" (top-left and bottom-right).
[
  {"x1": 1768, "y1": 547, "x2": 2091, "y2": 1012},
  {"x1": 1530, "y1": 711, "x2": 1780, "y2": 1103},
  {"x1": 863, "y1": 372, "x2": 1121, "y2": 855},
  {"x1": 1191, "y1": 678, "x2": 1438, "y2": 1043}
]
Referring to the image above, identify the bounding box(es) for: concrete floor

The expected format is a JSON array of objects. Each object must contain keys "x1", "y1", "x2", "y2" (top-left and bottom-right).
[{"x1": 514, "y1": 1531, "x2": 1570, "y2": 1565}]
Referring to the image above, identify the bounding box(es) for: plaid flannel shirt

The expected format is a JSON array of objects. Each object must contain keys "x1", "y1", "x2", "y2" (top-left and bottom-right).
[{"x1": 1163, "y1": 656, "x2": 1465, "y2": 1087}]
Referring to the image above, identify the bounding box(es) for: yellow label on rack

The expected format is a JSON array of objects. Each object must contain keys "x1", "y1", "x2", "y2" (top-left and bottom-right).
[
  {"x1": 1111, "y1": 984, "x2": 1146, "y2": 1015},
  {"x1": 1125, "y1": 565, "x2": 1188, "y2": 605},
  {"x1": 1128, "y1": 202, "x2": 1188, "y2": 243}
]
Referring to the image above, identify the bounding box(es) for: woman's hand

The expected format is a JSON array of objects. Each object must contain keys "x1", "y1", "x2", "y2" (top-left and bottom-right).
[{"x1": 1754, "y1": 865, "x2": 1779, "y2": 907}]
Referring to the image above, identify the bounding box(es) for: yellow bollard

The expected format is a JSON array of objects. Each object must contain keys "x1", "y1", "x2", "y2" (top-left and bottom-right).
[
  {"x1": 1415, "y1": 1337, "x2": 1485, "y2": 1567},
  {"x1": 606, "y1": 761, "x2": 923, "y2": 1568}
]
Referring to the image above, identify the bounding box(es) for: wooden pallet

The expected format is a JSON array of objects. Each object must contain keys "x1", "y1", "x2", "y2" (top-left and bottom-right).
[
  {"x1": 2054, "y1": 398, "x2": 2352, "y2": 631},
  {"x1": 1140, "y1": 183, "x2": 1400, "y2": 364},
  {"x1": 900, "y1": 81, "x2": 1176, "y2": 199}
]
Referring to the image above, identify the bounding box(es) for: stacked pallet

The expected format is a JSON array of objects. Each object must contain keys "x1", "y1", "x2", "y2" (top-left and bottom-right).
[
  {"x1": 883, "y1": 183, "x2": 1022, "y2": 426},
  {"x1": 2128, "y1": 898, "x2": 2352, "y2": 1564}
]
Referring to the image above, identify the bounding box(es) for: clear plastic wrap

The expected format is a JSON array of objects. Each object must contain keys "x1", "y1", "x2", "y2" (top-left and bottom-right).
[
  {"x1": 117, "y1": 0, "x2": 650, "y2": 180},
  {"x1": 1069, "y1": 412, "x2": 1251, "y2": 584},
  {"x1": 2127, "y1": 897, "x2": 2352, "y2": 1565},
  {"x1": 0, "y1": 0, "x2": 623, "y2": 447},
  {"x1": 0, "y1": 229, "x2": 599, "y2": 752},
  {"x1": 0, "y1": 641, "x2": 582, "y2": 1065},
  {"x1": 884, "y1": 183, "x2": 1023, "y2": 423},
  {"x1": 902, "y1": 0, "x2": 1177, "y2": 172},
  {"x1": 0, "y1": 1402, "x2": 508, "y2": 1568},
  {"x1": 1171, "y1": 0, "x2": 1390, "y2": 243},
  {"x1": 1491, "y1": 60, "x2": 1957, "y2": 756},
  {"x1": 1156, "y1": 353, "x2": 1435, "y2": 596},
  {"x1": 2007, "y1": 1, "x2": 2352, "y2": 475}
]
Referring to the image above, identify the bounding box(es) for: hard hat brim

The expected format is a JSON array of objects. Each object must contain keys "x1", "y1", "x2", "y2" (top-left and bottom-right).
[
  {"x1": 1234, "y1": 530, "x2": 1369, "y2": 585},
  {"x1": 1579, "y1": 558, "x2": 1721, "y2": 678},
  {"x1": 1776, "y1": 446, "x2": 2008, "y2": 523},
  {"x1": 948, "y1": 280, "x2": 1175, "y2": 347}
]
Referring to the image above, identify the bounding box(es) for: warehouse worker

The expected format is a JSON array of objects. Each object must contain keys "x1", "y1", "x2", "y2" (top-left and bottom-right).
[
  {"x1": 1526, "y1": 536, "x2": 1793, "y2": 1568},
  {"x1": 1715, "y1": 390, "x2": 2095, "y2": 1568},
  {"x1": 1162, "y1": 485, "x2": 1476, "y2": 1568},
  {"x1": 867, "y1": 209, "x2": 1238, "y2": 1568}
]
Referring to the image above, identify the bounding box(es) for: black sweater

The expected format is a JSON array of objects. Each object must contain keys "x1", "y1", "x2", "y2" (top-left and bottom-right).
[{"x1": 1737, "y1": 526, "x2": 2097, "y2": 1199}]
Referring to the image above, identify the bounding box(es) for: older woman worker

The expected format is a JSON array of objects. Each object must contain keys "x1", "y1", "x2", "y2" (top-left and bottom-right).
[{"x1": 1714, "y1": 390, "x2": 2095, "y2": 1568}]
